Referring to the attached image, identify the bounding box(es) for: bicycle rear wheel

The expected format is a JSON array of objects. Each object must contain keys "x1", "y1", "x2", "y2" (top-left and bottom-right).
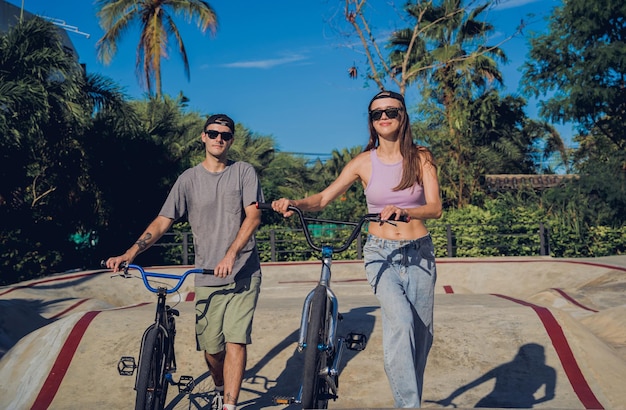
[
  {"x1": 301, "y1": 285, "x2": 330, "y2": 409},
  {"x1": 135, "y1": 324, "x2": 169, "y2": 410}
]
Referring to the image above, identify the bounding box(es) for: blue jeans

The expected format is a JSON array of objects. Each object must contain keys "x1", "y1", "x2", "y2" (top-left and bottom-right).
[{"x1": 364, "y1": 234, "x2": 436, "y2": 408}]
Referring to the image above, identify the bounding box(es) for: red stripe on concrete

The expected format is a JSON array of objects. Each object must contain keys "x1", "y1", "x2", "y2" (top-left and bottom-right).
[
  {"x1": 493, "y1": 294, "x2": 604, "y2": 409},
  {"x1": 31, "y1": 311, "x2": 101, "y2": 410},
  {"x1": 49, "y1": 299, "x2": 91, "y2": 320},
  {"x1": 186, "y1": 292, "x2": 195, "y2": 301},
  {"x1": 0, "y1": 271, "x2": 108, "y2": 297},
  {"x1": 108, "y1": 302, "x2": 151, "y2": 311},
  {"x1": 551, "y1": 288, "x2": 598, "y2": 313},
  {"x1": 434, "y1": 258, "x2": 626, "y2": 273},
  {"x1": 443, "y1": 285, "x2": 454, "y2": 294}
]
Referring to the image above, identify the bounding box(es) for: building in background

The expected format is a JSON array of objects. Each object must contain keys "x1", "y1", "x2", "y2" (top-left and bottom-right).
[{"x1": 0, "y1": 0, "x2": 81, "y2": 57}]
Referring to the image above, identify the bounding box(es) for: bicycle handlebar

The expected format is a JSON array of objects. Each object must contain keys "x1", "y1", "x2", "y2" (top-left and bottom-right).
[
  {"x1": 101, "y1": 261, "x2": 213, "y2": 294},
  {"x1": 256, "y1": 202, "x2": 408, "y2": 253}
]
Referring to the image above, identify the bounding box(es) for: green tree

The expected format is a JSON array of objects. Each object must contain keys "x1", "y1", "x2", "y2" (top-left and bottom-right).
[
  {"x1": 96, "y1": 0, "x2": 218, "y2": 98},
  {"x1": 522, "y1": 0, "x2": 626, "y2": 147},
  {"x1": 228, "y1": 127, "x2": 276, "y2": 174},
  {"x1": 312, "y1": 146, "x2": 362, "y2": 188},
  {"x1": 522, "y1": 0, "x2": 626, "y2": 254},
  {"x1": 343, "y1": 0, "x2": 516, "y2": 94},
  {"x1": 258, "y1": 152, "x2": 312, "y2": 226},
  {"x1": 410, "y1": 1, "x2": 507, "y2": 207},
  {"x1": 344, "y1": 1, "x2": 532, "y2": 207},
  {"x1": 0, "y1": 18, "x2": 137, "y2": 283},
  {"x1": 307, "y1": 146, "x2": 367, "y2": 221},
  {"x1": 87, "y1": 94, "x2": 207, "y2": 263}
]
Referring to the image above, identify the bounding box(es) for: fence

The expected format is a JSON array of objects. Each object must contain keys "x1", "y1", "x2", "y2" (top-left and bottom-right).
[{"x1": 153, "y1": 222, "x2": 551, "y2": 265}]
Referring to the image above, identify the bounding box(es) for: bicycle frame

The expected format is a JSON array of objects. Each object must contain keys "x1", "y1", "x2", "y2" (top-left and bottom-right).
[
  {"x1": 256, "y1": 203, "x2": 403, "y2": 408},
  {"x1": 109, "y1": 263, "x2": 213, "y2": 410}
]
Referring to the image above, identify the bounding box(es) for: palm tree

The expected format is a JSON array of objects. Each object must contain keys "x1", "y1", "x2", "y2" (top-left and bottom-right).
[
  {"x1": 228, "y1": 128, "x2": 276, "y2": 174},
  {"x1": 0, "y1": 17, "x2": 88, "y2": 210},
  {"x1": 390, "y1": 0, "x2": 507, "y2": 207},
  {"x1": 96, "y1": 0, "x2": 218, "y2": 98},
  {"x1": 0, "y1": 17, "x2": 143, "y2": 282}
]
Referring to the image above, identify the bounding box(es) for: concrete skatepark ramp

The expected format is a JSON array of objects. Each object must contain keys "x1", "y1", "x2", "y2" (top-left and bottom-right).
[{"x1": 1, "y1": 256, "x2": 625, "y2": 409}]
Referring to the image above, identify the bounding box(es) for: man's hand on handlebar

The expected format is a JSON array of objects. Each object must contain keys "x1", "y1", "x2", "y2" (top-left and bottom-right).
[{"x1": 105, "y1": 255, "x2": 132, "y2": 273}]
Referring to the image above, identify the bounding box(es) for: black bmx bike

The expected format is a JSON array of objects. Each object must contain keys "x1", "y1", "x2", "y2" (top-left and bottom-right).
[
  {"x1": 105, "y1": 262, "x2": 213, "y2": 410},
  {"x1": 256, "y1": 203, "x2": 407, "y2": 409}
]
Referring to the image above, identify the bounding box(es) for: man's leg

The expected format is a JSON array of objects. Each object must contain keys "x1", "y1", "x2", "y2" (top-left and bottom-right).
[
  {"x1": 204, "y1": 343, "x2": 246, "y2": 407},
  {"x1": 204, "y1": 350, "x2": 225, "y2": 388},
  {"x1": 222, "y1": 342, "x2": 247, "y2": 406}
]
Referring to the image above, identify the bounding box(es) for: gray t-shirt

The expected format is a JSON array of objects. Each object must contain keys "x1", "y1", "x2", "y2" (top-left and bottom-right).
[{"x1": 159, "y1": 161, "x2": 264, "y2": 286}]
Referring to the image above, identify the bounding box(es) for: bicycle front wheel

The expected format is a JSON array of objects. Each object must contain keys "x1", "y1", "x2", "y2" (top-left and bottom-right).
[
  {"x1": 301, "y1": 285, "x2": 330, "y2": 409},
  {"x1": 135, "y1": 324, "x2": 170, "y2": 410}
]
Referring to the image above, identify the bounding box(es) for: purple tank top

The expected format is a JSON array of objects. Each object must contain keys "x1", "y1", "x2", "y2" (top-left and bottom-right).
[{"x1": 365, "y1": 149, "x2": 425, "y2": 213}]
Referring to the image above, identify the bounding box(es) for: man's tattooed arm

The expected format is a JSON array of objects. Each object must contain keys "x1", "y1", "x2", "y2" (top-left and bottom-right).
[{"x1": 135, "y1": 233, "x2": 153, "y2": 251}]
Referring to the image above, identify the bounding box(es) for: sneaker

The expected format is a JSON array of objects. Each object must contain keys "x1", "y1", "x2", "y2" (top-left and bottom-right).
[{"x1": 211, "y1": 390, "x2": 223, "y2": 410}]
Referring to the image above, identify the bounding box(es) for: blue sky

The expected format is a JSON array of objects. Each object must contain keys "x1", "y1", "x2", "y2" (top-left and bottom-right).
[{"x1": 8, "y1": 0, "x2": 567, "y2": 157}]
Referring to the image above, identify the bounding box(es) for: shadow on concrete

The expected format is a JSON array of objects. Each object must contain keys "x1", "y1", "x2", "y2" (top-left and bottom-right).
[{"x1": 427, "y1": 343, "x2": 556, "y2": 408}]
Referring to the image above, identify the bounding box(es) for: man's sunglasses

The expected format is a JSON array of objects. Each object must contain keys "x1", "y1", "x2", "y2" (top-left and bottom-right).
[
  {"x1": 204, "y1": 129, "x2": 234, "y2": 141},
  {"x1": 369, "y1": 107, "x2": 403, "y2": 121}
]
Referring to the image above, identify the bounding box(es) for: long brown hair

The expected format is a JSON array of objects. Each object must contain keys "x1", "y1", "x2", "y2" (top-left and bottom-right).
[{"x1": 364, "y1": 90, "x2": 436, "y2": 190}]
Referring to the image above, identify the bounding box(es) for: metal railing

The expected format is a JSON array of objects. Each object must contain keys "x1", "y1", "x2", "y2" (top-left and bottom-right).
[{"x1": 153, "y1": 222, "x2": 551, "y2": 265}]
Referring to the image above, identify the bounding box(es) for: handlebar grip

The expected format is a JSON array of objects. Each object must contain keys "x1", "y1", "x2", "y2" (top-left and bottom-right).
[
  {"x1": 100, "y1": 259, "x2": 128, "y2": 269},
  {"x1": 389, "y1": 213, "x2": 411, "y2": 223},
  {"x1": 255, "y1": 202, "x2": 273, "y2": 210}
]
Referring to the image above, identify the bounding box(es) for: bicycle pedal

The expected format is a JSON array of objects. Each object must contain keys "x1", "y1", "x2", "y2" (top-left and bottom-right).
[
  {"x1": 117, "y1": 356, "x2": 136, "y2": 376},
  {"x1": 345, "y1": 332, "x2": 367, "y2": 351},
  {"x1": 272, "y1": 396, "x2": 295, "y2": 405},
  {"x1": 177, "y1": 375, "x2": 195, "y2": 393},
  {"x1": 167, "y1": 306, "x2": 180, "y2": 316},
  {"x1": 322, "y1": 392, "x2": 339, "y2": 401}
]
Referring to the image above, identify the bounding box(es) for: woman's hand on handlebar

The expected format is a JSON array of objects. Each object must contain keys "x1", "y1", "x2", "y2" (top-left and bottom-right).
[
  {"x1": 380, "y1": 205, "x2": 411, "y2": 223},
  {"x1": 271, "y1": 198, "x2": 296, "y2": 218}
]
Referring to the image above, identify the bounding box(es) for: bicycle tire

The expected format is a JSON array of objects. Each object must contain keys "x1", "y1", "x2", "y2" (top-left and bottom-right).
[
  {"x1": 134, "y1": 324, "x2": 169, "y2": 410},
  {"x1": 301, "y1": 285, "x2": 330, "y2": 409}
]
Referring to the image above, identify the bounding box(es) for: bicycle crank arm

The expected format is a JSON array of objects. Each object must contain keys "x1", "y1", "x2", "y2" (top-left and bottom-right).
[{"x1": 328, "y1": 337, "x2": 345, "y2": 380}]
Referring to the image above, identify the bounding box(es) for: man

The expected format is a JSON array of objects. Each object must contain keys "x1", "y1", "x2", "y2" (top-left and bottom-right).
[{"x1": 106, "y1": 114, "x2": 264, "y2": 410}]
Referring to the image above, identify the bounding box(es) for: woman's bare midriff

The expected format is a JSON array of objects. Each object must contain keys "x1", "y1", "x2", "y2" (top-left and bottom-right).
[{"x1": 367, "y1": 219, "x2": 429, "y2": 241}]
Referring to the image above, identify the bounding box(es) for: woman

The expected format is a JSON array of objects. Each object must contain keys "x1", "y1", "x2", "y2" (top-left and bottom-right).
[{"x1": 271, "y1": 90, "x2": 442, "y2": 408}]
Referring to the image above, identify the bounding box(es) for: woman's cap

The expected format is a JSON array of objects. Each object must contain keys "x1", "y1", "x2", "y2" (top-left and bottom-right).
[{"x1": 370, "y1": 90, "x2": 405, "y2": 106}]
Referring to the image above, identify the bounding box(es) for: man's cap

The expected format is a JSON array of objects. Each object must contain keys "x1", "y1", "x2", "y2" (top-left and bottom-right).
[{"x1": 204, "y1": 114, "x2": 235, "y2": 133}]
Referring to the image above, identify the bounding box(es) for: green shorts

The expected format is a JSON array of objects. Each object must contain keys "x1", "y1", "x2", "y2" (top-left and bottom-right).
[{"x1": 195, "y1": 276, "x2": 261, "y2": 353}]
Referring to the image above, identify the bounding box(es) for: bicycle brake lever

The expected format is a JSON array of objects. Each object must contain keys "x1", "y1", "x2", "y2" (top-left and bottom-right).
[
  {"x1": 110, "y1": 272, "x2": 133, "y2": 279},
  {"x1": 377, "y1": 212, "x2": 410, "y2": 226},
  {"x1": 374, "y1": 217, "x2": 398, "y2": 227}
]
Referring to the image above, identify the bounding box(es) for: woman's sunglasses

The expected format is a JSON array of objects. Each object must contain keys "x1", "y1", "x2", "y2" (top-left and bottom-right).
[
  {"x1": 369, "y1": 107, "x2": 403, "y2": 121},
  {"x1": 204, "y1": 129, "x2": 234, "y2": 141}
]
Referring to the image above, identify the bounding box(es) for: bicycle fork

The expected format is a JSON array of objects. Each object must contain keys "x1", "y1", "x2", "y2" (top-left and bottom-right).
[
  {"x1": 284, "y1": 287, "x2": 365, "y2": 405},
  {"x1": 117, "y1": 303, "x2": 195, "y2": 394}
]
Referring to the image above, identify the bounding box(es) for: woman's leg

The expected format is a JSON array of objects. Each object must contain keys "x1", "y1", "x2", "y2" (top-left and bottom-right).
[{"x1": 364, "y1": 236, "x2": 436, "y2": 408}]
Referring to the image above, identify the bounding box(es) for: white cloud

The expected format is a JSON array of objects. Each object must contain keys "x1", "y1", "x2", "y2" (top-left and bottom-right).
[
  {"x1": 221, "y1": 54, "x2": 308, "y2": 69},
  {"x1": 492, "y1": 0, "x2": 543, "y2": 11}
]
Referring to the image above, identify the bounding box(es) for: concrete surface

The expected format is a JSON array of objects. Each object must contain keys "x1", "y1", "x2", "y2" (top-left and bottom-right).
[{"x1": 1, "y1": 256, "x2": 625, "y2": 409}]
